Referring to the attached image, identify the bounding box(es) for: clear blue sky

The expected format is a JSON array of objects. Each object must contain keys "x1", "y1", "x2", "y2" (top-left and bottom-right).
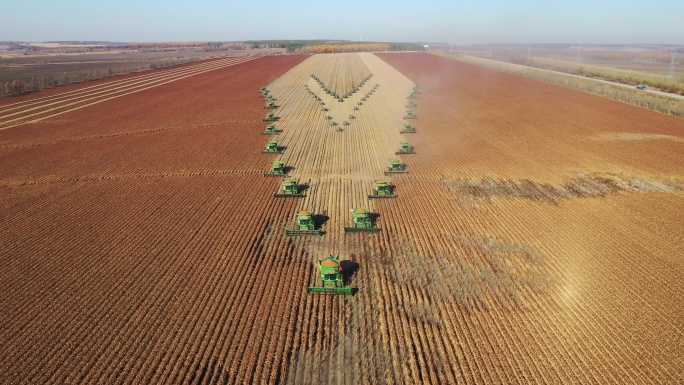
[{"x1": 1, "y1": 0, "x2": 682, "y2": 44}]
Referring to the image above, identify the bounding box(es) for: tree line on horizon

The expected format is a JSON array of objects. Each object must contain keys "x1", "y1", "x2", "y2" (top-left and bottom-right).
[
  {"x1": 245, "y1": 40, "x2": 425, "y2": 53},
  {"x1": 0, "y1": 57, "x2": 197, "y2": 98}
]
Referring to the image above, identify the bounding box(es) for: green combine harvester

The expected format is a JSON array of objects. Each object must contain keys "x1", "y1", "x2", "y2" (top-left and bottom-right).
[
  {"x1": 263, "y1": 112, "x2": 278, "y2": 122},
  {"x1": 385, "y1": 159, "x2": 407, "y2": 175},
  {"x1": 404, "y1": 110, "x2": 417, "y2": 119},
  {"x1": 261, "y1": 141, "x2": 283, "y2": 154},
  {"x1": 368, "y1": 179, "x2": 396, "y2": 199},
  {"x1": 406, "y1": 100, "x2": 416, "y2": 108},
  {"x1": 344, "y1": 208, "x2": 380, "y2": 233},
  {"x1": 285, "y1": 210, "x2": 323, "y2": 235},
  {"x1": 265, "y1": 101, "x2": 278, "y2": 109},
  {"x1": 261, "y1": 124, "x2": 278, "y2": 135},
  {"x1": 400, "y1": 122, "x2": 416, "y2": 133},
  {"x1": 260, "y1": 87, "x2": 268, "y2": 97},
  {"x1": 274, "y1": 177, "x2": 304, "y2": 198},
  {"x1": 396, "y1": 141, "x2": 415, "y2": 154},
  {"x1": 413, "y1": 84, "x2": 421, "y2": 93},
  {"x1": 306, "y1": 255, "x2": 355, "y2": 295},
  {"x1": 263, "y1": 160, "x2": 285, "y2": 177}
]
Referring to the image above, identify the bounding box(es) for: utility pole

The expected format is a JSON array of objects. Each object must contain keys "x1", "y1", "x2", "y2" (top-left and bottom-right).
[
  {"x1": 576, "y1": 45, "x2": 582, "y2": 62},
  {"x1": 669, "y1": 49, "x2": 677, "y2": 80}
]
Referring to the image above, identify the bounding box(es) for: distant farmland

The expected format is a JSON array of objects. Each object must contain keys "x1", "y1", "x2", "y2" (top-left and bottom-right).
[{"x1": 1, "y1": 52, "x2": 683, "y2": 384}]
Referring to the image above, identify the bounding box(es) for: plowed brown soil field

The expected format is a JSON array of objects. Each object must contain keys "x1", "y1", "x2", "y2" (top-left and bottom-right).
[{"x1": 1, "y1": 52, "x2": 682, "y2": 384}]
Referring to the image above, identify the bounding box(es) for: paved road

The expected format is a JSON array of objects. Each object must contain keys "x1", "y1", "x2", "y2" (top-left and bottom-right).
[
  {"x1": 543, "y1": 69, "x2": 684, "y2": 101},
  {"x1": 455, "y1": 54, "x2": 684, "y2": 102}
]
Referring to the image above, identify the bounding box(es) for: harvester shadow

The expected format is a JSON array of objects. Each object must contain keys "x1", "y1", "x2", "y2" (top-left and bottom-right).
[
  {"x1": 297, "y1": 183, "x2": 310, "y2": 194},
  {"x1": 340, "y1": 260, "x2": 359, "y2": 287},
  {"x1": 283, "y1": 166, "x2": 295, "y2": 175},
  {"x1": 368, "y1": 212, "x2": 381, "y2": 226},
  {"x1": 312, "y1": 214, "x2": 329, "y2": 230}
]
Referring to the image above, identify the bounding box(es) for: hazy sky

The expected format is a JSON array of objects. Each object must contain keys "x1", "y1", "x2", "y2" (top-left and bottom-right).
[{"x1": 1, "y1": 0, "x2": 682, "y2": 44}]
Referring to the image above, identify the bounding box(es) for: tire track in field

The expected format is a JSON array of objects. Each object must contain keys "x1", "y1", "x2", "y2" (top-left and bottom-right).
[
  {"x1": 0, "y1": 120, "x2": 260, "y2": 150},
  {"x1": 0, "y1": 57, "x2": 255, "y2": 130}
]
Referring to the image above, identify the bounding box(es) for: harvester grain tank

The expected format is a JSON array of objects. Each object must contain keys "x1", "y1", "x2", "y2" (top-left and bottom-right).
[
  {"x1": 344, "y1": 208, "x2": 380, "y2": 233},
  {"x1": 263, "y1": 160, "x2": 285, "y2": 177},
  {"x1": 396, "y1": 141, "x2": 415, "y2": 154},
  {"x1": 306, "y1": 255, "x2": 355, "y2": 295},
  {"x1": 274, "y1": 177, "x2": 304, "y2": 197},
  {"x1": 368, "y1": 179, "x2": 396, "y2": 198},
  {"x1": 261, "y1": 141, "x2": 283, "y2": 154},
  {"x1": 285, "y1": 210, "x2": 323, "y2": 235},
  {"x1": 385, "y1": 159, "x2": 407, "y2": 175}
]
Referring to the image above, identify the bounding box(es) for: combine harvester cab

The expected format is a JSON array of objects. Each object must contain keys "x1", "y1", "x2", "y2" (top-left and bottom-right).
[
  {"x1": 344, "y1": 208, "x2": 381, "y2": 233},
  {"x1": 261, "y1": 124, "x2": 279, "y2": 135},
  {"x1": 274, "y1": 177, "x2": 304, "y2": 198},
  {"x1": 264, "y1": 160, "x2": 286, "y2": 177},
  {"x1": 306, "y1": 255, "x2": 355, "y2": 295},
  {"x1": 400, "y1": 122, "x2": 416, "y2": 133},
  {"x1": 368, "y1": 179, "x2": 396, "y2": 199},
  {"x1": 385, "y1": 159, "x2": 408, "y2": 175},
  {"x1": 285, "y1": 210, "x2": 323, "y2": 235},
  {"x1": 395, "y1": 141, "x2": 415, "y2": 154},
  {"x1": 261, "y1": 141, "x2": 283, "y2": 154}
]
